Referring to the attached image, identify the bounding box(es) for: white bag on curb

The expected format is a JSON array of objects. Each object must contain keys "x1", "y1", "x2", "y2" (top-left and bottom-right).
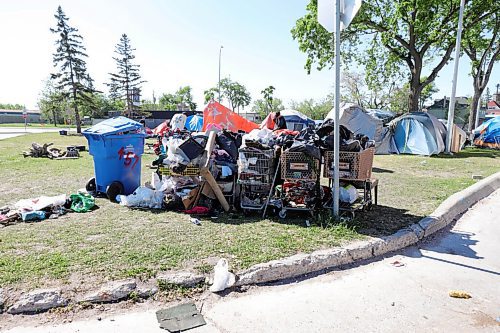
[{"x1": 209, "y1": 258, "x2": 236, "y2": 292}]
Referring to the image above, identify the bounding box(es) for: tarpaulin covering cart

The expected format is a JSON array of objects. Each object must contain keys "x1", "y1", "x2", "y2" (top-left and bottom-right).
[{"x1": 83, "y1": 116, "x2": 145, "y2": 201}]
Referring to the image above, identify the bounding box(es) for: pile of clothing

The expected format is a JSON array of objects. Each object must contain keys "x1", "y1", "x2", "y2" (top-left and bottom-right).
[{"x1": 0, "y1": 193, "x2": 95, "y2": 226}]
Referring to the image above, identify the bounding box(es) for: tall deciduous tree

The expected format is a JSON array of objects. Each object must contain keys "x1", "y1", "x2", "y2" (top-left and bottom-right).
[
  {"x1": 108, "y1": 34, "x2": 145, "y2": 117},
  {"x1": 463, "y1": 12, "x2": 500, "y2": 131},
  {"x1": 289, "y1": 98, "x2": 332, "y2": 120},
  {"x1": 261, "y1": 86, "x2": 276, "y2": 112},
  {"x1": 38, "y1": 78, "x2": 66, "y2": 126},
  {"x1": 291, "y1": 0, "x2": 495, "y2": 113},
  {"x1": 206, "y1": 78, "x2": 251, "y2": 112},
  {"x1": 50, "y1": 6, "x2": 94, "y2": 133},
  {"x1": 159, "y1": 86, "x2": 197, "y2": 111}
]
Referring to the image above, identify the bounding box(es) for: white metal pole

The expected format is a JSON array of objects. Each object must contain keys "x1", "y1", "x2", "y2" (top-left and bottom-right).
[
  {"x1": 445, "y1": 0, "x2": 465, "y2": 153},
  {"x1": 218, "y1": 46, "x2": 223, "y2": 103},
  {"x1": 332, "y1": 0, "x2": 341, "y2": 216}
]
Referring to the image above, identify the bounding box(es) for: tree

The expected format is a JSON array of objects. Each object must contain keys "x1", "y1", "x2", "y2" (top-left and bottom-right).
[
  {"x1": 251, "y1": 98, "x2": 285, "y2": 119},
  {"x1": 261, "y1": 86, "x2": 276, "y2": 111},
  {"x1": 289, "y1": 98, "x2": 332, "y2": 120},
  {"x1": 108, "y1": 34, "x2": 145, "y2": 117},
  {"x1": 204, "y1": 87, "x2": 218, "y2": 104},
  {"x1": 158, "y1": 86, "x2": 197, "y2": 111},
  {"x1": 419, "y1": 79, "x2": 439, "y2": 110},
  {"x1": 50, "y1": 6, "x2": 95, "y2": 133},
  {"x1": 463, "y1": 12, "x2": 500, "y2": 131},
  {"x1": 291, "y1": 0, "x2": 496, "y2": 113},
  {"x1": 0, "y1": 103, "x2": 24, "y2": 110},
  {"x1": 206, "y1": 78, "x2": 251, "y2": 112},
  {"x1": 38, "y1": 79, "x2": 66, "y2": 126}
]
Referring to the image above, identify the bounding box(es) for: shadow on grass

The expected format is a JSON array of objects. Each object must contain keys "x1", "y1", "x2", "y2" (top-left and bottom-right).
[
  {"x1": 432, "y1": 148, "x2": 500, "y2": 159},
  {"x1": 351, "y1": 205, "x2": 423, "y2": 237},
  {"x1": 372, "y1": 167, "x2": 394, "y2": 174}
]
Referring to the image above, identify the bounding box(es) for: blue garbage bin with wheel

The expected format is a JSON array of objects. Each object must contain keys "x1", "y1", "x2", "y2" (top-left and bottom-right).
[{"x1": 83, "y1": 116, "x2": 145, "y2": 201}]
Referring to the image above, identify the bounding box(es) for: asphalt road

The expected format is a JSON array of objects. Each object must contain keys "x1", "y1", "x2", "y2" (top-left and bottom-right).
[
  {"x1": 4, "y1": 190, "x2": 500, "y2": 333},
  {"x1": 0, "y1": 127, "x2": 62, "y2": 140}
]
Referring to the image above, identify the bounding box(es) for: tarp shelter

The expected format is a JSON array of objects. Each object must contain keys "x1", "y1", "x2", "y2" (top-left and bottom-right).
[
  {"x1": 260, "y1": 109, "x2": 315, "y2": 131},
  {"x1": 391, "y1": 112, "x2": 447, "y2": 156},
  {"x1": 202, "y1": 101, "x2": 259, "y2": 133},
  {"x1": 153, "y1": 121, "x2": 169, "y2": 136},
  {"x1": 326, "y1": 103, "x2": 393, "y2": 154},
  {"x1": 185, "y1": 115, "x2": 203, "y2": 132},
  {"x1": 365, "y1": 108, "x2": 396, "y2": 124},
  {"x1": 474, "y1": 117, "x2": 500, "y2": 149}
]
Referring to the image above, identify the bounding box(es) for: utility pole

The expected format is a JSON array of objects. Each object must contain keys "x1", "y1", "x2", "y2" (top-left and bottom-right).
[
  {"x1": 445, "y1": 0, "x2": 465, "y2": 154},
  {"x1": 218, "y1": 45, "x2": 224, "y2": 103}
]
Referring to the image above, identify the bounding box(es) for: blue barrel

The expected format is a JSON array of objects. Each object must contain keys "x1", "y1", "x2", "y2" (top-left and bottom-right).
[{"x1": 83, "y1": 117, "x2": 145, "y2": 197}]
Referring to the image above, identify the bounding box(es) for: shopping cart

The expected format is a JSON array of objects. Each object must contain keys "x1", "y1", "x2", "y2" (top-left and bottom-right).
[
  {"x1": 277, "y1": 150, "x2": 321, "y2": 218},
  {"x1": 238, "y1": 147, "x2": 274, "y2": 214},
  {"x1": 323, "y1": 148, "x2": 376, "y2": 218}
]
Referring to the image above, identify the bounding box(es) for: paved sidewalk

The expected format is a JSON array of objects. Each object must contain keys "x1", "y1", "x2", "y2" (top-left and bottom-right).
[{"x1": 5, "y1": 190, "x2": 500, "y2": 333}]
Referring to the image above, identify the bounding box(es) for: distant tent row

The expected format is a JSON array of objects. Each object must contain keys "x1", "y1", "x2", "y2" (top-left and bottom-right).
[{"x1": 328, "y1": 103, "x2": 464, "y2": 156}]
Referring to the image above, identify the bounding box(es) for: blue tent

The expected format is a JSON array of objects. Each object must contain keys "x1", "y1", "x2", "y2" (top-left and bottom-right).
[
  {"x1": 185, "y1": 115, "x2": 203, "y2": 132},
  {"x1": 474, "y1": 117, "x2": 500, "y2": 149},
  {"x1": 392, "y1": 112, "x2": 446, "y2": 156}
]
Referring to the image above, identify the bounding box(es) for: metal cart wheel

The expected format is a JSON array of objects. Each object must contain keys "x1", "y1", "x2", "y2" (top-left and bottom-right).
[
  {"x1": 279, "y1": 209, "x2": 287, "y2": 219},
  {"x1": 106, "y1": 181, "x2": 124, "y2": 202}
]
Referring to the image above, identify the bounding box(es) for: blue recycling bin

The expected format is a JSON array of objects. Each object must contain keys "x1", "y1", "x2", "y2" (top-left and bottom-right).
[{"x1": 83, "y1": 117, "x2": 145, "y2": 201}]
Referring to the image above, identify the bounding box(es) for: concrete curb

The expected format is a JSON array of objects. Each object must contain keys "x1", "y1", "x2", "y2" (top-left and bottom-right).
[{"x1": 235, "y1": 171, "x2": 500, "y2": 286}]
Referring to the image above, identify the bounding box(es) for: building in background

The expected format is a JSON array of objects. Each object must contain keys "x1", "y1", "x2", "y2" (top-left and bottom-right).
[{"x1": 0, "y1": 109, "x2": 41, "y2": 124}]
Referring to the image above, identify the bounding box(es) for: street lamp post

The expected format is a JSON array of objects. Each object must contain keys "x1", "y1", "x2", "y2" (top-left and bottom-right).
[{"x1": 218, "y1": 45, "x2": 223, "y2": 103}]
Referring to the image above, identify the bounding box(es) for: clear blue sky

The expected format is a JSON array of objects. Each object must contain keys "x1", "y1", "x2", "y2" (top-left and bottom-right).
[{"x1": 0, "y1": 0, "x2": 498, "y2": 110}]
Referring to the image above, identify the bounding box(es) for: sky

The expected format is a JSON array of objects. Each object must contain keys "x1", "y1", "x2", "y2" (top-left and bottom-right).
[{"x1": 0, "y1": 0, "x2": 498, "y2": 111}]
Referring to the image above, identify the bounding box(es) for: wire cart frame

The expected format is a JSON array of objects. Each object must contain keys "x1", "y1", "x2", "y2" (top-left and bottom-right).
[
  {"x1": 323, "y1": 148, "x2": 377, "y2": 218},
  {"x1": 237, "y1": 147, "x2": 274, "y2": 213},
  {"x1": 278, "y1": 151, "x2": 321, "y2": 218}
]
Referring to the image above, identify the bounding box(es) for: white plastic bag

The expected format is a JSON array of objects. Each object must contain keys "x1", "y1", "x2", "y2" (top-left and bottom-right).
[
  {"x1": 339, "y1": 185, "x2": 358, "y2": 204},
  {"x1": 117, "y1": 187, "x2": 164, "y2": 209},
  {"x1": 209, "y1": 258, "x2": 236, "y2": 292},
  {"x1": 15, "y1": 194, "x2": 66, "y2": 211}
]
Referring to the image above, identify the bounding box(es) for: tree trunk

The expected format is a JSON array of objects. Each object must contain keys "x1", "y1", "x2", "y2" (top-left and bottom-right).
[
  {"x1": 52, "y1": 109, "x2": 57, "y2": 126},
  {"x1": 468, "y1": 87, "x2": 482, "y2": 132},
  {"x1": 408, "y1": 86, "x2": 421, "y2": 112}
]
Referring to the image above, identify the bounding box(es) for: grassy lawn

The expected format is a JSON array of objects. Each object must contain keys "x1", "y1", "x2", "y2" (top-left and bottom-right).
[{"x1": 0, "y1": 132, "x2": 498, "y2": 291}]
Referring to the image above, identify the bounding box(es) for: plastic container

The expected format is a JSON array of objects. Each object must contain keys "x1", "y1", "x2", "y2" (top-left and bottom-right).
[{"x1": 83, "y1": 117, "x2": 145, "y2": 200}]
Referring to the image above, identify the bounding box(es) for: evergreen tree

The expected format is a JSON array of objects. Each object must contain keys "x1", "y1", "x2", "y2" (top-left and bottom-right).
[
  {"x1": 108, "y1": 34, "x2": 145, "y2": 117},
  {"x1": 50, "y1": 6, "x2": 94, "y2": 133}
]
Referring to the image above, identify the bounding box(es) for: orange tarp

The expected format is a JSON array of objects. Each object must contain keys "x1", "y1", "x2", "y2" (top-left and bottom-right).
[{"x1": 202, "y1": 101, "x2": 259, "y2": 133}]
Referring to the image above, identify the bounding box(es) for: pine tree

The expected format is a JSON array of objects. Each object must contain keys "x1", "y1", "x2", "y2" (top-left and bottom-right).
[
  {"x1": 108, "y1": 34, "x2": 145, "y2": 117},
  {"x1": 50, "y1": 6, "x2": 94, "y2": 133}
]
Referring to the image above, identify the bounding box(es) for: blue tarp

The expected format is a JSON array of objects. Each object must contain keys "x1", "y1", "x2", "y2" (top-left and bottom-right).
[
  {"x1": 474, "y1": 117, "x2": 500, "y2": 148},
  {"x1": 185, "y1": 115, "x2": 203, "y2": 132}
]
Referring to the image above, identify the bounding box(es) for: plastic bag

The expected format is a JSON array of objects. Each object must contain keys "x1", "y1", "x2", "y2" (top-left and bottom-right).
[
  {"x1": 339, "y1": 185, "x2": 358, "y2": 204},
  {"x1": 117, "y1": 187, "x2": 164, "y2": 209},
  {"x1": 15, "y1": 194, "x2": 66, "y2": 211},
  {"x1": 70, "y1": 193, "x2": 95, "y2": 212},
  {"x1": 209, "y1": 258, "x2": 236, "y2": 292}
]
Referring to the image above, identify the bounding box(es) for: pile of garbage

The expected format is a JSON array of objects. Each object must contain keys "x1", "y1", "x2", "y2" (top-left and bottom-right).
[
  {"x1": 0, "y1": 193, "x2": 95, "y2": 226},
  {"x1": 117, "y1": 117, "x2": 375, "y2": 218},
  {"x1": 22, "y1": 142, "x2": 83, "y2": 159}
]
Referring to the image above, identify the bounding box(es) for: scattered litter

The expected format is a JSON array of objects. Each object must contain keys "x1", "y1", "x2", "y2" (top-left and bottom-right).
[
  {"x1": 420, "y1": 160, "x2": 427, "y2": 165},
  {"x1": 70, "y1": 193, "x2": 95, "y2": 213},
  {"x1": 156, "y1": 302, "x2": 206, "y2": 332},
  {"x1": 390, "y1": 260, "x2": 405, "y2": 267},
  {"x1": 210, "y1": 258, "x2": 236, "y2": 292},
  {"x1": 305, "y1": 220, "x2": 310, "y2": 227},
  {"x1": 190, "y1": 218, "x2": 201, "y2": 226},
  {"x1": 22, "y1": 142, "x2": 80, "y2": 159},
  {"x1": 21, "y1": 210, "x2": 46, "y2": 222},
  {"x1": 472, "y1": 174, "x2": 484, "y2": 180},
  {"x1": 448, "y1": 290, "x2": 471, "y2": 299}
]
